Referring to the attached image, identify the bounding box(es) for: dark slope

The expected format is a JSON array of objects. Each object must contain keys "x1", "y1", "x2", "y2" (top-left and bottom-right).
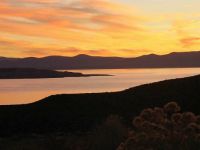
[
  {"x1": 1, "y1": 51, "x2": 200, "y2": 69},
  {"x1": 0, "y1": 68, "x2": 109, "y2": 79},
  {"x1": 0, "y1": 74, "x2": 200, "y2": 136}
]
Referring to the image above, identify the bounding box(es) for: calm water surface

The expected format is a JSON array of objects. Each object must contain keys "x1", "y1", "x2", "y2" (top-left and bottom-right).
[{"x1": 0, "y1": 68, "x2": 200, "y2": 105}]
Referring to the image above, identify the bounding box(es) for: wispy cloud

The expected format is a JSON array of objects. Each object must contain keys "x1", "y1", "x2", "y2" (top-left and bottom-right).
[
  {"x1": 0, "y1": 0, "x2": 200, "y2": 57},
  {"x1": 180, "y1": 37, "x2": 200, "y2": 48},
  {"x1": 172, "y1": 16, "x2": 200, "y2": 48}
]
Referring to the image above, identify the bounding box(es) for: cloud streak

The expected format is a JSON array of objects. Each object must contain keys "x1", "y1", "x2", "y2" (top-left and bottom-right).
[{"x1": 0, "y1": 0, "x2": 200, "y2": 57}]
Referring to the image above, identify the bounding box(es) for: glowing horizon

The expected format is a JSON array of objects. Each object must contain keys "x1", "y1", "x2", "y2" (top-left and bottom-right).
[{"x1": 0, "y1": 0, "x2": 200, "y2": 57}]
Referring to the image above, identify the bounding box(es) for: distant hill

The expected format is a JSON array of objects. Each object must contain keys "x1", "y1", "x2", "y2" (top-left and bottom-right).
[
  {"x1": 0, "y1": 74, "x2": 200, "y2": 136},
  {"x1": 0, "y1": 68, "x2": 110, "y2": 79},
  {"x1": 1, "y1": 51, "x2": 200, "y2": 69}
]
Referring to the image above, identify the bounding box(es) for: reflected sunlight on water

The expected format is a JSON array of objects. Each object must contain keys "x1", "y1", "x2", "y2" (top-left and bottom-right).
[{"x1": 0, "y1": 68, "x2": 200, "y2": 105}]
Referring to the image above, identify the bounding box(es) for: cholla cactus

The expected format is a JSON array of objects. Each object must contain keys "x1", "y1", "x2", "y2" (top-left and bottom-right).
[
  {"x1": 117, "y1": 101, "x2": 200, "y2": 150},
  {"x1": 182, "y1": 112, "x2": 196, "y2": 125},
  {"x1": 140, "y1": 108, "x2": 154, "y2": 121},
  {"x1": 196, "y1": 116, "x2": 200, "y2": 124},
  {"x1": 132, "y1": 116, "x2": 143, "y2": 128},
  {"x1": 171, "y1": 113, "x2": 182, "y2": 123},
  {"x1": 164, "y1": 102, "x2": 181, "y2": 114}
]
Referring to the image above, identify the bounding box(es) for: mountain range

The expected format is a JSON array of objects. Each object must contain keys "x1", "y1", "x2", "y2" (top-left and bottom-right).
[{"x1": 1, "y1": 51, "x2": 200, "y2": 69}]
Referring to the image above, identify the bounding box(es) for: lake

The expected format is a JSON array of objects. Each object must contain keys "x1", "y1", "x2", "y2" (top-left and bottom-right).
[{"x1": 0, "y1": 68, "x2": 200, "y2": 105}]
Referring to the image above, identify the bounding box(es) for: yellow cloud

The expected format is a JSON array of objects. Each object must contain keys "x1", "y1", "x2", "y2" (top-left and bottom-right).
[{"x1": 0, "y1": 0, "x2": 200, "y2": 57}]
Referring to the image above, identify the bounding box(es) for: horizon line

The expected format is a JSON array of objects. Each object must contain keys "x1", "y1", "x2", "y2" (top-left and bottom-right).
[{"x1": 1, "y1": 50, "x2": 200, "y2": 59}]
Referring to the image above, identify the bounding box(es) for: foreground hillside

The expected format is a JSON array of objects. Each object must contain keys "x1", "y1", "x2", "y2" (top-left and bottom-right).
[
  {"x1": 1, "y1": 51, "x2": 200, "y2": 69},
  {"x1": 0, "y1": 74, "x2": 200, "y2": 137},
  {"x1": 1, "y1": 102, "x2": 200, "y2": 150}
]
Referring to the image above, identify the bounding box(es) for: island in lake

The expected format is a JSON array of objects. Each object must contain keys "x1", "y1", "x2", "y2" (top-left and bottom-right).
[{"x1": 0, "y1": 68, "x2": 111, "y2": 79}]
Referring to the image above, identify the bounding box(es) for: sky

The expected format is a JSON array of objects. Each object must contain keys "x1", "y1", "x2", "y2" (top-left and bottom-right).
[{"x1": 0, "y1": 0, "x2": 200, "y2": 57}]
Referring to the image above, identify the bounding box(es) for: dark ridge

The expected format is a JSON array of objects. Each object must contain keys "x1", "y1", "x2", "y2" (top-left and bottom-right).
[
  {"x1": 0, "y1": 68, "x2": 110, "y2": 79},
  {"x1": 74, "y1": 54, "x2": 92, "y2": 58},
  {"x1": 0, "y1": 74, "x2": 200, "y2": 136},
  {"x1": 0, "y1": 51, "x2": 200, "y2": 69}
]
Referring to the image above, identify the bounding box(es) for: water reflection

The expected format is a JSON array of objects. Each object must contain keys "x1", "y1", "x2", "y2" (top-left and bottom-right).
[{"x1": 0, "y1": 68, "x2": 200, "y2": 105}]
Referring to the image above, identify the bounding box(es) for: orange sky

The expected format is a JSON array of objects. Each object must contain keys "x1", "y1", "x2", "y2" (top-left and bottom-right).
[{"x1": 0, "y1": 0, "x2": 200, "y2": 57}]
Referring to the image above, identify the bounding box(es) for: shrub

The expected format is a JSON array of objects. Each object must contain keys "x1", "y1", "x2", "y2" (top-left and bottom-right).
[{"x1": 117, "y1": 102, "x2": 200, "y2": 150}]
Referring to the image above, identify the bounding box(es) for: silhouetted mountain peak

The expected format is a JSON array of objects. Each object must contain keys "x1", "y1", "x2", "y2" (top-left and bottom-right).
[
  {"x1": 0, "y1": 57, "x2": 6, "y2": 60},
  {"x1": 74, "y1": 54, "x2": 91, "y2": 58},
  {"x1": 144, "y1": 53, "x2": 158, "y2": 57},
  {"x1": 41, "y1": 55, "x2": 68, "y2": 59},
  {"x1": 136, "y1": 53, "x2": 159, "y2": 59}
]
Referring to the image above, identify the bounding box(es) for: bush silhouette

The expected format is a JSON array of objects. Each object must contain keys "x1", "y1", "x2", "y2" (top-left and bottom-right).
[
  {"x1": 89, "y1": 115, "x2": 127, "y2": 150},
  {"x1": 117, "y1": 102, "x2": 200, "y2": 150}
]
